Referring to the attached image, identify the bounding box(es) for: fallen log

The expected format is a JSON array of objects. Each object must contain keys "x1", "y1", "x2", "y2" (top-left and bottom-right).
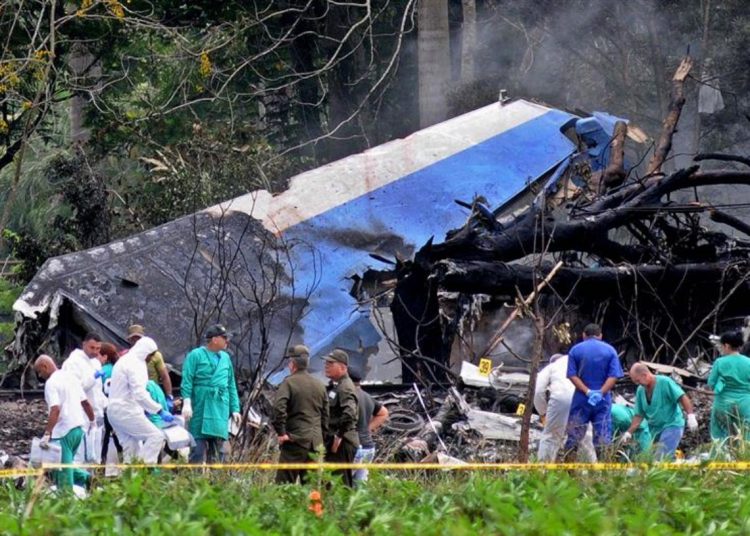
[{"x1": 434, "y1": 260, "x2": 750, "y2": 296}]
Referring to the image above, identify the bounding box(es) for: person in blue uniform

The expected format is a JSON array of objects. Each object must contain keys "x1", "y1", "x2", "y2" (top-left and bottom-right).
[{"x1": 564, "y1": 323, "x2": 624, "y2": 458}]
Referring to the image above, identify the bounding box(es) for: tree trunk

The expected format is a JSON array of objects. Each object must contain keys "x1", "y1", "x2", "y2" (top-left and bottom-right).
[
  {"x1": 460, "y1": 0, "x2": 476, "y2": 82},
  {"x1": 646, "y1": 57, "x2": 693, "y2": 176},
  {"x1": 603, "y1": 121, "x2": 627, "y2": 188},
  {"x1": 691, "y1": 0, "x2": 712, "y2": 159},
  {"x1": 69, "y1": 43, "x2": 93, "y2": 145},
  {"x1": 418, "y1": 0, "x2": 451, "y2": 128},
  {"x1": 518, "y1": 308, "x2": 543, "y2": 463}
]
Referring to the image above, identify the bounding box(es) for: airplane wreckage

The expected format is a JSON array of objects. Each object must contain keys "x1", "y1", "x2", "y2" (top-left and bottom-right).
[{"x1": 6, "y1": 57, "x2": 750, "y2": 398}]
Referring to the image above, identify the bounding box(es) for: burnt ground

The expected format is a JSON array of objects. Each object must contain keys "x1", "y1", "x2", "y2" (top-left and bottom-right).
[
  {"x1": 0, "y1": 398, "x2": 47, "y2": 458},
  {"x1": 679, "y1": 391, "x2": 713, "y2": 453}
]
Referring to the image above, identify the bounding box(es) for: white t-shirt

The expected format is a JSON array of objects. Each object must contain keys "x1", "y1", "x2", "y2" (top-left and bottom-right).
[
  {"x1": 44, "y1": 369, "x2": 88, "y2": 438},
  {"x1": 62, "y1": 348, "x2": 107, "y2": 418}
]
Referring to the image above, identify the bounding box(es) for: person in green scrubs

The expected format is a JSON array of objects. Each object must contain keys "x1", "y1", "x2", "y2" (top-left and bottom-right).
[
  {"x1": 708, "y1": 331, "x2": 750, "y2": 441},
  {"x1": 181, "y1": 324, "x2": 241, "y2": 464},
  {"x1": 146, "y1": 380, "x2": 170, "y2": 427},
  {"x1": 623, "y1": 363, "x2": 697, "y2": 460},
  {"x1": 611, "y1": 403, "x2": 652, "y2": 458}
]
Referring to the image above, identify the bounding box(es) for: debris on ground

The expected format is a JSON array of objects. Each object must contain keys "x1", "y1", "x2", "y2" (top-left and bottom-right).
[{"x1": 0, "y1": 397, "x2": 46, "y2": 457}]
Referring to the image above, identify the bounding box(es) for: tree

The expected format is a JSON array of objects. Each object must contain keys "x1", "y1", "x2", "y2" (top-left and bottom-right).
[{"x1": 418, "y1": 0, "x2": 450, "y2": 127}]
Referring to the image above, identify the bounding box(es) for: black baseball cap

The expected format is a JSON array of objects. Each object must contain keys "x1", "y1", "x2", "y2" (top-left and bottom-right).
[{"x1": 205, "y1": 324, "x2": 229, "y2": 339}]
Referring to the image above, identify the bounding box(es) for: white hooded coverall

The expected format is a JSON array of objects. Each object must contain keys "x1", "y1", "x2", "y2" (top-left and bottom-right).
[
  {"x1": 534, "y1": 355, "x2": 597, "y2": 462},
  {"x1": 107, "y1": 337, "x2": 165, "y2": 463}
]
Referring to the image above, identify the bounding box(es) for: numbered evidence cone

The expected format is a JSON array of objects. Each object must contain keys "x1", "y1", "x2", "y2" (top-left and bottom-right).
[
  {"x1": 309, "y1": 490, "x2": 323, "y2": 517},
  {"x1": 516, "y1": 403, "x2": 526, "y2": 416}
]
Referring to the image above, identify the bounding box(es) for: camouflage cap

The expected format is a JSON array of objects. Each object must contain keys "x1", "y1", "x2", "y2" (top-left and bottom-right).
[
  {"x1": 285, "y1": 345, "x2": 310, "y2": 358},
  {"x1": 323, "y1": 349, "x2": 349, "y2": 366},
  {"x1": 127, "y1": 324, "x2": 145, "y2": 338}
]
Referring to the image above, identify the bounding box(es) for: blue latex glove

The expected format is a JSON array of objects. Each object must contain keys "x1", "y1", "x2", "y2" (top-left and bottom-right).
[
  {"x1": 94, "y1": 369, "x2": 105, "y2": 380},
  {"x1": 159, "y1": 410, "x2": 175, "y2": 423},
  {"x1": 166, "y1": 395, "x2": 174, "y2": 412},
  {"x1": 587, "y1": 390, "x2": 603, "y2": 406}
]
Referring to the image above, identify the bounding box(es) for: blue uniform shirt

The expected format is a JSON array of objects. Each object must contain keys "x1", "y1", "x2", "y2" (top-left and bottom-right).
[{"x1": 566, "y1": 338, "x2": 623, "y2": 394}]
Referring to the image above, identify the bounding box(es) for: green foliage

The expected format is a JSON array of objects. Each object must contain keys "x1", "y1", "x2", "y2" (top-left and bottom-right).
[
  {"x1": 1, "y1": 150, "x2": 109, "y2": 282},
  {"x1": 0, "y1": 469, "x2": 749, "y2": 534},
  {"x1": 0, "y1": 278, "x2": 21, "y2": 314},
  {"x1": 0, "y1": 277, "x2": 22, "y2": 344},
  {"x1": 105, "y1": 124, "x2": 304, "y2": 230}
]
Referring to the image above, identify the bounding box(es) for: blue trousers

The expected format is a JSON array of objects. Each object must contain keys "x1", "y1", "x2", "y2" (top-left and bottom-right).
[
  {"x1": 653, "y1": 426, "x2": 684, "y2": 460},
  {"x1": 190, "y1": 438, "x2": 226, "y2": 464},
  {"x1": 564, "y1": 393, "x2": 612, "y2": 451}
]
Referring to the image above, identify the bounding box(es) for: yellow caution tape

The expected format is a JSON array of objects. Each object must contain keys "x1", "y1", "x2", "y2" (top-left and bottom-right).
[
  {"x1": 3, "y1": 461, "x2": 750, "y2": 480},
  {"x1": 0, "y1": 468, "x2": 43, "y2": 478}
]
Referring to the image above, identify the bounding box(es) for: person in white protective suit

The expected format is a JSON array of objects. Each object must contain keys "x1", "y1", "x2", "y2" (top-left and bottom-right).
[
  {"x1": 108, "y1": 336, "x2": 175, "y2": 463},
  {"x1": 533, "y1": 354, "x2": 597, "y2": 462},
  {"x1": 62, "y1": 332, "x2": 109, "y2": 462}
]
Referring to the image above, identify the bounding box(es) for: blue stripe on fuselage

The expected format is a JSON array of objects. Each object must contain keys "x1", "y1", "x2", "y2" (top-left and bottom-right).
[{"x1": 282, "y1": 109, "x2": 576, "y2": 353}]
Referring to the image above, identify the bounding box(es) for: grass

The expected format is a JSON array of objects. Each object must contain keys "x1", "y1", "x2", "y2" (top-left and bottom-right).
[{"x1": 0, "y1": 468, "x2": 748, "y2": 535}]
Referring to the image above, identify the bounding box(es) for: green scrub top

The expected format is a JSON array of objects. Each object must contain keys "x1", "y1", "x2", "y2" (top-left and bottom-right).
[
  {"x1": 707, "y1": 353, "x2": 750, "y2": 440},
  {"x1": 146, "y1": 380, "x2": 170, "y2": 428},
  {"x1": 634, "y1": 375, "x2": 685, "y2": 438},
  {"x1": 180, "y1": 346, "x2": 240, "y2": 440},
  {"x1": 611, "y1": 404, "x2": 652, "y2": 453},
  {"x1": 101, "y1": 363, "x2": 113, "y2": 381}
]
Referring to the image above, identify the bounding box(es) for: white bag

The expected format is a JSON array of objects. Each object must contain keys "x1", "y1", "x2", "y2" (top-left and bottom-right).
[
  {"x1": 29, "y1": 438, "x2": 62, "y2": 466},
  {"x1": 83, "y1": 425, "x2": 102, "y2": 463},
  {"x1": 161, "y1": 425, "x2": 194, "y2": 450}
]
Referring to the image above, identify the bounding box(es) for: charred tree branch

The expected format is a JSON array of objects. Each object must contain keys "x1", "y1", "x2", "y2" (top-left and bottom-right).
[
  {"x1": 694, "y1": 153, "x2": 750, "y2": 168},
  {"x1": 709, "y1": 209, "x2": 750, "y2": 238},
  {"x1": 646, "y1": 56, "x2": 693, "y2": 176},
  {"x1": 603, "y1": 121, "x2": 628, "y2": 188},
  {"x1": 434, "y1": 260, "x2": 749, "y2": 296}
]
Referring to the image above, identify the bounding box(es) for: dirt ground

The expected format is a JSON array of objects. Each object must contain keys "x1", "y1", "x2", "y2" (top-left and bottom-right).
[
  {"x1": 0, "y1": 398, "x2": 47, "y2": 458},
  {"x1": 0, "y1": 387, "x2": 718, "y2": 462}
]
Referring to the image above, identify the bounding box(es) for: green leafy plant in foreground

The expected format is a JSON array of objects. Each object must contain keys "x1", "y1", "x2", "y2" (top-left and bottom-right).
[{"x1": 0, "y1": 469, "x2": 748, "y2": 535}]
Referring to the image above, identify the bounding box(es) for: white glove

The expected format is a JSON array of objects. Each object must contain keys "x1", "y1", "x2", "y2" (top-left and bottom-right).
[
  {"x1": 620, "y1": 431, "x2": 632, "y2": 443},
  {"x1": 232, "y1": 412, "x2": 242, "y2": 426},
  {"x1": 87, "y1": 420, "x2": 96, "y2": 434},
  {"x1": 40, "y1": 433, "x2": 51, "y2": 450},
  {"x1": 182, "y1": 398, "x2": 193, "y2": 421},
  {"x1": 687, "y1": 413, "x2": 698, "y2": 432}
]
